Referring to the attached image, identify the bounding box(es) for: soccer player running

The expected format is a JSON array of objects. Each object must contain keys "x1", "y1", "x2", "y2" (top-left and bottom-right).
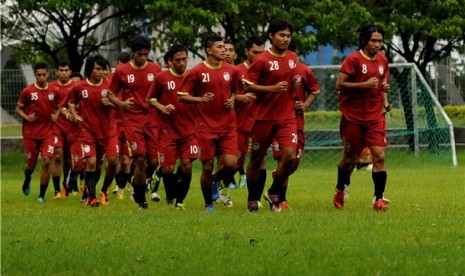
[
  {"x1": 271, "y1": 41, "x2": 320, "y2": 210},
  {"x1": 146, "y1": 44, "x2": 198, "y2": 210},
  {"x1": 235, "y1": 36, "x2": 265, "y2": 189},
  {"x1": 49, "y1": 60, "x2": 75, "y2": 197},
  {"x1": 16, "y1": 62, "x2": 59, "y2": 202},
  {"x1": 108, "y1": 35, "x2": 162, "y2": 209},
  {"x1": 243, "y1": 18, "x2": 298, "y2": 212},
  {"x1": 178, "y1": 34, "x2": 239, "y2": 212},
  {"x1": 107, "y1": 52, "x2": 133, "y2": 199},
  {"x1": 68, "y1": 55, "x2": 119, "y2": 207},
  {"x1": 333, "y1": 25, "x2": 391, "y2": 211}
]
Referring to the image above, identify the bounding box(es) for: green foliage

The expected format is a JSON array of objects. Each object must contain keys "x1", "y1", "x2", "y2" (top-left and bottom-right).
[{"x1": 364, "y1": 0, "x2": 465, "y2": 73}]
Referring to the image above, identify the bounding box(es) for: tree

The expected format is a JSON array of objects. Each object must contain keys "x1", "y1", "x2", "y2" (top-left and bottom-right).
[
  {"x1": 144, "y1": 0, "x2": 370, "y2": 62},
  {"x1": 1, "y1": 0, "x2": 153, "y2": 71},
  {"x1": 365, "y1": 0, "x2": 465, "y2": 75}
]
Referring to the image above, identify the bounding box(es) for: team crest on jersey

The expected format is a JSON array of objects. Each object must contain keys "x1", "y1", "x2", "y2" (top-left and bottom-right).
[
  {"x1": 26, "y1": 152, "x2": 32, "y2": 159},
  {"x1": 378, "y1": 65, "x2": 384, "y2": 75},
  {"x1": 48, "y1": 93, "x2": 55, "y2": 101},
  {"x1": 288, "y1": 60, "x2": 296, "y2": 69},
  {"x1": 73, "y1": 154, "x2": 79, "y2": 162},
  {"x1": 83, "y1": 145, "x2": 91, "y2": 153},
  {"x1": 147, "y1": 73, "x2": 155, "y2": 82},
  {"x1": 101, "y1": 89, "x2": 108, "y2": 97},
  {"x1": 131, "y1": 142, "x2": 138, "y2": 151},
  {"x1": 223, "y1": 72, "x2": 230, "y2": 81},
  {"x1": 160, "y1": 153, "x2": 165, "y2": 163}
]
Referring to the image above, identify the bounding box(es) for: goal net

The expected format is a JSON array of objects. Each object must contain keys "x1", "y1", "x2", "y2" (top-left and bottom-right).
[{"x1": 301, "y1": 63, "x2": 457, "y2": 168}]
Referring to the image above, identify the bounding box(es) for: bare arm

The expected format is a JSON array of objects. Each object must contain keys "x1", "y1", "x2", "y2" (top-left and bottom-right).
[
  {"x1": 15, "y1": 104, "x2": 36, "y2": 122},
  {"x1": 178, "y1": 92, "x2": 214, "y2": 104},
  {"x1": 244, "y1": 81, "x2": 288, "y2": 93}
]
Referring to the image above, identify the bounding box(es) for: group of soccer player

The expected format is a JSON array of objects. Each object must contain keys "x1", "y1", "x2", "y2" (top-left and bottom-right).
[{"x1": 16, "y1": 18, "x2": 392, "y2": 212}]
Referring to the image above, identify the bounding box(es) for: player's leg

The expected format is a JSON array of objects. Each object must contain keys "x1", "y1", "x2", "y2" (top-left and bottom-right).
[
  {"x1": 37, "y1": 138, "x2": 54, "y2": 202},
  {"x1": 84, "y1": 155, "x2": 99, "y2": 206},
  {"x1": 51, "y1": 146, "x2": 64, "y2": 198},
  {"x1": 246, "y1": 121, "x2": 273, "y2": 211},
  {"x1": 145, "y1": 126, "x2": 159, "y2": 192},
  {"x1": 175, "y1": 158, "x2": 194, "y2": 210},
  {"x1": 201, "y1": 159, "x2": 215, "y2": 211},
  {"x1": 334, "y1": 119, "x2": 364, "y2": 209},
  {"x1": 99, "y1": 137, "x2": 119, "y2": 205},
  {"x1": 367, "y1": 120, "x2": 389, "y2": 211},
  {"x1": 22, "y1": 139, "x2": 39, "y2": 196},
  {"x1": 265, "y1": 119, "x2": 297, "y2": 211}
]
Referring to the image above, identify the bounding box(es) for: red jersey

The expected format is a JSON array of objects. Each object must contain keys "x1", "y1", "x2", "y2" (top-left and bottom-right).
[
  {"x1": 18, "y1": 83, "x2": 58, "y2": 139},
  {"x1": 49, "y1": 80, "x2": 75, "y2": 133},
  {"x1": 178, "y1": 61, "x2": 239, "y2": 132},
  {"x1": 69, "y1": 79, "x2": 116, "y2": 139},
  {"x1": 243, "y1": 49, "x2": 297, "y2": 121},
  {"x1": 107, "y1": 72, "x2": 124, "y2": 124},
  {"x1": 293, "y1": 63, "x2": 320, "y2": 130},
  {"x1": 338, "y1": 50, "x2": 389, "y2": 123},
  {"x1": 108, "y1": 61, "x2": 162, "y2": 126},
  {"x1": 235, "y1": 62, "x2": 256, "y2": 132},
  {"x1": 146, "y1": 68, "x2": 195, "y2": 138}
]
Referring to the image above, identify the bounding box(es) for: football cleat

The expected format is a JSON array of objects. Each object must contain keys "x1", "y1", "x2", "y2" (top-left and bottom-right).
[
  {"x1": 263, "y1": 193, "x2": 281, "y2": 212},
  {"x1": 373, "y1": 199, "x2": 389, "y2": 212},
  {"x1": 219, "y1": 194, "x2": 233, "y2": 207},
  {"x1": 22, "y1": 182, "x2": 31, "y2": 196},
  {"x1": 247, "y1": 200, "x2": 259, "y2": 212},
  {"x1": 205, "y1": 204, "x2": 215, "y2": 212},
  {"x1": 175, "y1": 203, "x2": 186, "y2": 210},
  {"x1": 99, "y1": 191, "x2": 109, "y2": 206},
  {"x1": 138, "y1": 201, "x2": 149, "y2": 210},
  {"x1": 333, "y1": 189, "x2": 345, "y2": 209},
  {"x1": 150, "y1": 192, "x2": 161, "y2": 202},
  {"x1": 37, "y1": 197, "x2": 45, "y2": 203},
  {"x1": 53, "y1": 191, "x2": 63, "y2": 199},
  {"x1": 89, "y1": 198, "x2": 100, "y2": 207},
  {"x1": 372, "y1": 196, "x2": 390, "y2": 204},
  {"x1": 279, "y1": 201, "x2": 292, "y2": 210}
]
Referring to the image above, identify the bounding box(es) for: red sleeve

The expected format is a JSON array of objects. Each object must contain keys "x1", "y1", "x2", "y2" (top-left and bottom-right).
[
  {"x1": 108, "y1": 69, "x2": 122, "y2": 95},
  {"x1": 305, "y1": 67, "x2": 320, "y2": 94},
  {"x1": 340, "y1": 55, "x2": 356, "y2": 77},
  {"x1": 18, "y1": 87, "x2": 29, "y2": 106},
  {"x1": 243, "y1": 58, "x2": 264, "y2": 85},
  {"x1": 178, "y1": 68, "x2": 198, "y2": 96}
]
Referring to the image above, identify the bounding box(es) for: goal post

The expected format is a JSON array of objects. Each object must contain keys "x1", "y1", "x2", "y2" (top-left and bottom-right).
[{"x1": 302, "y1": 63, "x2": 457, "y2": 167}]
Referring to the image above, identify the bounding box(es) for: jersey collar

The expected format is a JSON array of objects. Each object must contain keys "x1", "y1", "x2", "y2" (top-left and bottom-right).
[
  {"x1": 359, "y1": 49, "x2": 377, "y2": 61},
  {"x1": 34, "y1": 83, "x2": 48, "y2": 90}
]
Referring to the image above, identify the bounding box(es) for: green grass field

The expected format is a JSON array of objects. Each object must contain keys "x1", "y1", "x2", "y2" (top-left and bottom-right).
[{"x1": 2, "y1": 150, "x2": 464, "y2": 275}]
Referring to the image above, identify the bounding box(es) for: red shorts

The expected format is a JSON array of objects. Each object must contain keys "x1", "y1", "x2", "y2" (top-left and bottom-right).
[
  {"x1": 117, "y1": 123, "x2": 130, "y2": 156},
  {"x1": 197, "y1": 130, "x2": 237, "y2": 161},
  {"x1": 273, "y1": 128, "x2": 305, "y2": 164},
  {"x1": 124, "y1": 125, "x2": 159, "y2": 159},
  {"x1": 69, "y1": 141, "x2": 85, "y2": 168},
  {"x1": 79, "y1": 135, "x2": 120, "y2": 159},
  {"x1": 237, "y1": 130, "x2": 250, "y2": 167},
  {"x1": 340, "y1": 117, "x2": 387, "y2": 157},
  {"x1": 250, "y1": 118, "x2": 297, "y2": 157},
  {"x1": 51, "y1": 130, "x2": 64, "y2": 148},
  {"x1": 23, "y1": 137, "x2": 55, "y2": 164},
  {"x1": 159, "y1": 133, "x2": 198, "y2": 167}
]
